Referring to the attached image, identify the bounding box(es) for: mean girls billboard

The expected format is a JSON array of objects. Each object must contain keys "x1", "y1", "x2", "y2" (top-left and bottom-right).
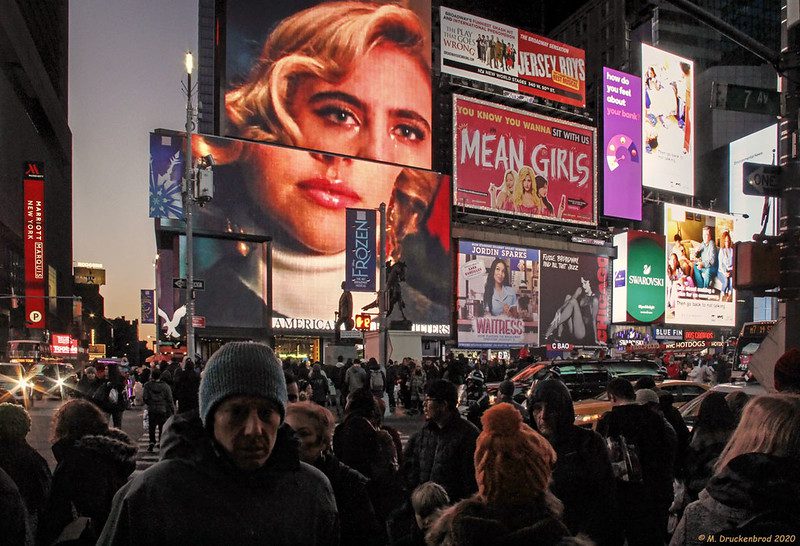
[
  {"x1": 453, "y1": 95, "x2": 596, "y2": 225},
  {"x1": 220, "y1": 0, "x2": 433, "y2": 170},
  {"x1": 456, "y1": 240, "x2": 540, "y2": 348},
  {"x1": 664, "y1": 204, "x2": 735, "y2": 327},
  {"x1": 440, "y1": 7, "x2": 586, "y2": 107}
]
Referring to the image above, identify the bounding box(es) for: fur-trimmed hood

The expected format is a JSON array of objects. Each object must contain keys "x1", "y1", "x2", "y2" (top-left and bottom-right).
[
  {"x1": 75, "y1": 428, "x2": 137, "y2": 473},
  {"x1": 426, "y1": 493, "x2": 592, "y2": 546}
]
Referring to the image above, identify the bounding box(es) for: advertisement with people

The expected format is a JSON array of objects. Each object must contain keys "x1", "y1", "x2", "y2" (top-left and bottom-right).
[
  {"x1": 641, "y1": 44, "x2": 694, "y2": 195},
  {"x1": 664, "y1": 204, "x2": 735, "y2": 326},
  {"x1": 150, "y1": 131, "x2": 451, "y2": 335},
  {"x1": 219, "y1": 0, "x2": 433, "y2": 170},
  {"x1": 440, "y1": 7, "x2": 586, "y2": 107},
  {"x1": 603, "y1": 68, "x2": 642, "y2": 220},
  {"x1": 453, "y1": 95, "x2": 596, "y2": 225},
  {"x1": 539, "y1": 250, "x2": 610, "y2": 347},
  {"x1": 612, "y1": 230, "x2": 666, "y2": 324},
  {"x1": 456, "y1": 240, "x2": 540, "y2": 348}
]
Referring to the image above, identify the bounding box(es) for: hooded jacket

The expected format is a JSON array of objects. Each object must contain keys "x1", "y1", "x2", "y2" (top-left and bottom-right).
[
  {"x1": 38, "y1": 428, "x2": 136, "y2": 546},
  {"x1": 671, "y1": 453, "x2": 800, "y2": 545},
  {"x1": 98, "y1": 409, "x2": 338, "y2": 546},
  {"x1": 142, "y1": 379, "x2": 174, "y2": 415},
  {"x1": 530, "y1": 380, "x2": 623, "y2": 546}
]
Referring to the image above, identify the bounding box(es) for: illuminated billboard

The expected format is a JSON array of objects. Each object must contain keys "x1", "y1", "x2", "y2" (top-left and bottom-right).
[
  {"x1": 219, "y1": 1, "x2": 432, "y2": 170},
  {"x1": 729, "y1": 124, "x2": 778, "y2": 240},
  {"x1": 603, "y1": 68, "x2": 642, "y2": 220},
  {"x1": 612, "y1": 230, "x2": 666, "y2": 324},
  {"x1": 456, "y1": 240, "x2": 540, "y2": 348},
  {"x1": 664, "y1": 204, "x2": 735, "y2": 326},
  {"x1": 440, "y1": 7, "x2": 586, "y2": 107},
  {"x1": 453, "y1": 95, "x2": 596, "y2": 226},
  {"x1": 23, "y1": 161, "x2": 46, "y2": 329},
  {"x1": 150, "y1": 131, "x2": 451, "y2": 335},
  {"x1": 539, "y1": 250, "x2": 610, "y2": 348},
  {"x1": 642, "y1": 44, "x2": 694, "y2": 195}
]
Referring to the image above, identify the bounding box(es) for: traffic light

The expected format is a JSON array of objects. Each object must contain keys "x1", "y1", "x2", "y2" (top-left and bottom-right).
[{"x1": 354, "y1": 314, "x2": 372, "y2": 331}]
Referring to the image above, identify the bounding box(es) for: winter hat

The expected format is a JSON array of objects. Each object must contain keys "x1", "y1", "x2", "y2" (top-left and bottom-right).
[
  {"x1": 0, "y1": 403, "x2": 31, "y2": 441},
  {"x1": 774, "y1": 348, "x2": 800, "y2": 393},
  {"x1": 425, "y1": 379, "x2": 458, "y2": 408},
  {"x1": 199, "y1": 342, "x2": 288, "y2": 426},
  {"x1": 635, "y1": 388, "x2": 660, "y2": 406},
  {"x1": 475, "y1": 403, "x2": 556, "y2": 504},
  {"x1": 498, "y1": 380, "x2": 515, "y2": 397}
]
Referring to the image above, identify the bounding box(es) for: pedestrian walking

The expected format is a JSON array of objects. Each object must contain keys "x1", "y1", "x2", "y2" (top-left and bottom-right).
[
  {"x1": 344, "y1": 359, "x2": 367, "y2": 394},
  {"x1": 308, "y1": 363, "x2": 330, "y2": 406},
  {"x1": 172, "y1": 359, "x2": 200, "y2": 413},
  {"x1": 671, "y1": 394, "x2": 800, "y2": 544},
  {"x1": 99, "y1": 342, "x2": 338, "y2": 545},
  {"x1": 0, "y1": 403, "x2": 51, "y2": 539},
  {"x1": 143, "y1": 368, "x2": 175, "y2": 452},
  {"x1": 39, "y1": 399, "x2": 136, "y2": 546},
  {"x1": 426, "y1": 403, "x2": 584, "y2": 545}
]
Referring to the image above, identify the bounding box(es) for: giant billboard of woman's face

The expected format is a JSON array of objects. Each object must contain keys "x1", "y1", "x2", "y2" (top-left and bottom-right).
[{"x1": 221, "y1": 0, "x2": 433, "y2": 170}]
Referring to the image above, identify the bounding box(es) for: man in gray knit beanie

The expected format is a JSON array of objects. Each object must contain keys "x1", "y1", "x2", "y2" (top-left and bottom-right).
[{"x1": 99, "y1": 341, "x2": 339, "y2": 545}]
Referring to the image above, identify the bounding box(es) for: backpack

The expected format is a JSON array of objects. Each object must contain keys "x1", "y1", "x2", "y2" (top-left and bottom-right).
[
  {"x1": 606, "y1": 435, "x2": 644, "y2": 484},
  {"x1": 369, "y1": 369, "x2": 385, "y2": 393}
]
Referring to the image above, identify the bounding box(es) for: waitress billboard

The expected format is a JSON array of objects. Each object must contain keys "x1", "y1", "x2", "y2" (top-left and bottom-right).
[{"x1": 453, "y1": 95, "x2": 596, "y2": 226}]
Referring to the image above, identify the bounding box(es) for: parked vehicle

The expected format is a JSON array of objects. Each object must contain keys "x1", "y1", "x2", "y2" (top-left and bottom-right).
[
  {"x1": 733, "y1": 321, "x2": 777, "y2": 372},
  {"x1": 0, "y1": 362, "x2": 35, "y2": 409},
  {"x1": 679, "y1": 381, "x2": 767, "y2": 430},
  {"x1": 29, "y1": 362, "x2": 78, "y2": 399},
  {"x1": 573, "y1": 379, "x2": 710, "y2": 429}
]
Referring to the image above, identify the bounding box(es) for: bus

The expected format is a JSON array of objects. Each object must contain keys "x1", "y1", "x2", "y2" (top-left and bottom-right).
[
  {"x1": 734, "y1": 321, "x2": 777, "y2": 372},
  {"x1": 6, "y1": 339, "x2": 49, "y2": 366}
]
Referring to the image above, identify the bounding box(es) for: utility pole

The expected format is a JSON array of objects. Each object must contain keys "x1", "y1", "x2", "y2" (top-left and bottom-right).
[
  {"x1": 663, "y1": 0, "x2": 800, "y2": 350},
  {"x1": 379, "y1": 203, "x2": 387, "y2": 368},
  {"x1": 182, "y1": 52, "x2": 196, "y2": 362}
]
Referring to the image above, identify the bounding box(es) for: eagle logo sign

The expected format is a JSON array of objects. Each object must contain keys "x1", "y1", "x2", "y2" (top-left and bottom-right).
[{"x1": 158, "y1": 305, "x2": 187, "y2": 339}]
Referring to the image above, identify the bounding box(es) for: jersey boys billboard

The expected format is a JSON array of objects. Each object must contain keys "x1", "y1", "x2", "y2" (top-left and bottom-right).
[
  {"x1": 603, "y1": 68, "x2": 643, "y2": 220},
  {"x1": 457, "y1": 241, "x2": 540, "y2": 348},
  {"x1": 664, "y1": 204, "x2": 735, "y2": 326},
  {"x1": 440, "y1": 7, "x2": 586, "y2": 108},
  {"x1": 642, "y1": 44, "x2": 694, "y2": 195},
  {"x1": 453, "y1": 95, "x2": 596, "y2": 225},
  {"x1": 612, "y1": 230, "x2": 666, "y2": 324}
]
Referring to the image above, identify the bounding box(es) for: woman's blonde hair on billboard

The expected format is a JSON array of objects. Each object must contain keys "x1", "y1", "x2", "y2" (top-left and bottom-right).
[
  {"x1": 513, "y1": 166, "x2": 544, "y2": 210},
  {"x1": 225, "y1": 1, "x2": 429, "y2": 145}
]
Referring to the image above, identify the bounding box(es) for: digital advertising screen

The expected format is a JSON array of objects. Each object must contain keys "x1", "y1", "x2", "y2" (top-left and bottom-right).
[
  {"x1": 729, "y1": 123, "x2": 778, "y2": 241},
  {"x1": 642, "y1": 44, "x2": 694, "y2": 195},
  {"x1": 150, "y1": 131, "x2": 451, "y2": 335},
  {"x1": 664, "y1": 204, "x2": 735, "y2": 326},
  {"x1": 539, "y1": 250, "x2": 610, "y2": 348},
  {"x1": 453, "y1": 95, "x2": 596, "y2": 226},
  {"x1": 456, "y1": 240, "x2": 540, "y2": 348},
  {"x1": 440, "y1": 7, "x2": 586, "y2": 107},
  {"x1": 603, "y1": 68, "x2": 642, "y2": 220},
  {"x1": 220, "y1": 0, "x2": 433, "y2": 170},
  {"x1": 612, "y1": 230, "x2": 666, "y2": 324}
]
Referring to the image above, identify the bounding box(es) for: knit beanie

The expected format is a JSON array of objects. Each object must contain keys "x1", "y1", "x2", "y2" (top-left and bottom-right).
[
  {"x1": 475, "y1": 403, "x2": 556, "y2": 505},
  {"x1": 774, "y1": 348, "x2": 800, "y2": 393},
  {"x1": 199, "y1": 342, "x2": 287, "y2": 426},
  {"x1": 0, "y1": 403, "x2": 31, "y2": 441}
]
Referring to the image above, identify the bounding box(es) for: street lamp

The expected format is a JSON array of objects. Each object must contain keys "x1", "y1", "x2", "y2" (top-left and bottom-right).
[{"x1": 181, "y1": 51, "x2": 214, "y2": 362}]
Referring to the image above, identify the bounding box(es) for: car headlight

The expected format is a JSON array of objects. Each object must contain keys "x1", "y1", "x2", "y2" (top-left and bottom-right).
[
  {"x1": 55, "y1": 379, "x2": 65, "y2": 387},
  {"x1": 17, "y1": 379, "x2": 29, "y2": 389},
  {"x1": 576, "y1": 414, "x2": 600, "y2": 423}
]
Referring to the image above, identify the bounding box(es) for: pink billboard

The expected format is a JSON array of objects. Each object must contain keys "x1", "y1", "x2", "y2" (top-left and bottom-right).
[{"x1": 453, "y1": 95, "x2": 596, "y2": 225}]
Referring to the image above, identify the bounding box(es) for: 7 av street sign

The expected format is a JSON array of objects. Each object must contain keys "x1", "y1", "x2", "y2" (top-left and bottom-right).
[
  {"x1": 742, "y1": 162, "x2": 782, "y2": 197},
  {"x1": 173, "y1": 278, "x2": 205, "y2": 290}
]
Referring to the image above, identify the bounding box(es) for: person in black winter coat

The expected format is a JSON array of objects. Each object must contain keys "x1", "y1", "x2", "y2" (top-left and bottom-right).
[
  {"x1": 143, "y1": 368, "x2": 175, "y2": 451},
  {"x1": 659, "y1": 392, "x2": 691, "y2": 477},
  {"x1": 597, "y1": 378, "x2": 675, "y2": 545},
  {"x1": 104, "y1": 364, "x2": 128, "y2": 428},
  {"x1": 0, "y1": 403, "x2": 51, "y2": 538},
  {"x1": 528, "y1": 380, "x2": 622, "y2": 546},
  {"x1": 286, "y1": 401, "x2": 384, "y2": 546},
  {"x1": 173, "y1": 360, "x2": 200, "y2": 413},
  {"x1": 38, "y1": 399, "x2": 136, "y2": 546},
  {"x1": 1, "y1": 466, "x2": 31, "y2": 546},
  {"x1": 682, "y1": 392, "x2": 735, "y2": 502}
]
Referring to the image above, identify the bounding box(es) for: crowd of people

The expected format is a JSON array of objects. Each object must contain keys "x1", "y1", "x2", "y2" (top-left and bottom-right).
[{"x1": 0, "y1": 344, "x2": 797, "y2": 545}]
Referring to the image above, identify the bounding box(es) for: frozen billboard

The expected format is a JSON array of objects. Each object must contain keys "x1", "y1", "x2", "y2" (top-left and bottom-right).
[
  {"x1": 440, "y1": 7, "x2": 586, "y2": 108},
  {"x1": 664, "y1": 204, "x2": 735, "y2": 326},
  {"x1": 456, "y1": 240, "x2": 540, "y2": 348},
  {"x1": 729, "y1": 124, "x2": 778, "y2": 240},
  {"x1": 453, "y1": 95, "x2": 596, "y2": 226},
  {"x1": 603, "y1": 68, "x2": 642, "y2": 220},
  {"x1": 642, "y1": 44, "x2": 694, "y2": 195}
]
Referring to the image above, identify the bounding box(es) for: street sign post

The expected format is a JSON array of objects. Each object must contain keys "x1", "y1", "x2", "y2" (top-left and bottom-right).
[
  {"x1": 742, "y1": 162, "x2": 782, "y2": 197},
  {"x1": 711, "y1": 82, "x2": 781, "y2": 116},
  {"x1": 172, "y1": 278, "x2": 205, "y2": 290}
]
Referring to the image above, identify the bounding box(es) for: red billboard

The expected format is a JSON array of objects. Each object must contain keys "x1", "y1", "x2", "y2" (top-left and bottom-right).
[
  {"x1": 453, "y1": 95, "x2": 596, "y2": 225},
  {"x1": 23, "y1": 162, "x2": 46, "y2": 329}
]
